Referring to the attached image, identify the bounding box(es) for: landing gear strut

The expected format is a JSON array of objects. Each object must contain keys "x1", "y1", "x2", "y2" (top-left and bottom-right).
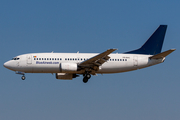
[
  {"x1": 83, "y1": 74, "x2": 91, "y2": 83},
  {"x1": 16, "y1": 71, "x2": 25, "y2": 80}
]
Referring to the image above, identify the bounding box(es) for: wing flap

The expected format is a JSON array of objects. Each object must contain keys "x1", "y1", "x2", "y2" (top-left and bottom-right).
[{"x1": 149, "y1": 49, "x2": 176, "y2": 59}]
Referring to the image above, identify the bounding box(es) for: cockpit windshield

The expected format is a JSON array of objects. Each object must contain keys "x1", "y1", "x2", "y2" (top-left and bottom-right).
[{"x1": 12, "y1": 57, "x2": 20, "y2": 60}]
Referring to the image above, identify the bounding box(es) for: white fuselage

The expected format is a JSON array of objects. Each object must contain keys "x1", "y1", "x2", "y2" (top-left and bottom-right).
[{"x1": 4, "y1": 52, "x2": 164, "y2": 74}]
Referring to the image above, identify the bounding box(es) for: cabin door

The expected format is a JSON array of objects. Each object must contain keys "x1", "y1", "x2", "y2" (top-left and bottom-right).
[
  {"x1": 27, "y1": 55, "x2": 32, "y2": 64},
  {"x1": 133, "y1": 56, "x2": 138, "y2": 67}
]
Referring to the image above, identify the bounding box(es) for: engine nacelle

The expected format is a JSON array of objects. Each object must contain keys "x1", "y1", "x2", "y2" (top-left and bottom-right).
[
  {"x1": 56, "y1": 73, "x2": 73, "y2": 80},
  {"x1": 60, "y1": 63, "x2": 78, "y2": 72}
]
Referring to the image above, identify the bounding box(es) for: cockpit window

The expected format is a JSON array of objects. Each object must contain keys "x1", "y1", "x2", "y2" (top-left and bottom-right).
[{"x1": 12, "y1": 57, "x2": 20, "y2": 60}]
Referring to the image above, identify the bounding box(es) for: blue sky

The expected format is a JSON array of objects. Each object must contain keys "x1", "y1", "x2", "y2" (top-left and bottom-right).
[{"x1": 1, "y1": 0, "x2": 180, "y2": 120}]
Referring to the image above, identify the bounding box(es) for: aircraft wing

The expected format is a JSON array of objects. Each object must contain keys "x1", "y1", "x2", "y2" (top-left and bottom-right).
[{"x1": 78, "y1": 49, "x2": 117, "y2": 69}]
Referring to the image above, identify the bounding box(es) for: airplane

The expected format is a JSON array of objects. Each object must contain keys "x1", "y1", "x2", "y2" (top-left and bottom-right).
[{"x1": 3, "y1": 25, "x2": 175, "y2": 83}]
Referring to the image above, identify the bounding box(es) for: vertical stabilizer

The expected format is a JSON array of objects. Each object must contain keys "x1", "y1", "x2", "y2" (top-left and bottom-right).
[{"x1": 125, "y1": 25, "x2": 167, "y2": 55}]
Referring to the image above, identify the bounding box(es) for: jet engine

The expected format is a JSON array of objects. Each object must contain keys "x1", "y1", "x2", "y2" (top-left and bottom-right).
[{"x1": 60, "y1": 63, "x2": 78, "y2": 72}]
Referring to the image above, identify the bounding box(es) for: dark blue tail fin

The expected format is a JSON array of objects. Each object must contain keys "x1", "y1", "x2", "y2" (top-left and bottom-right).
[{"x1": 125, "y1": 25, "x2": 167, "y2": 55}]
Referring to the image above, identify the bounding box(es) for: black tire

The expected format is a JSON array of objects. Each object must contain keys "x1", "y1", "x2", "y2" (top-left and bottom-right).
[
  {"x1": 86, "y1": 74, "x2": 91, "y2": 79},
  {"x1": 83, "y1": 77, "x2": 88, "y2": 83},
  {"x1": 21, "y1": 76, "x2": 25, "y2": 80}
]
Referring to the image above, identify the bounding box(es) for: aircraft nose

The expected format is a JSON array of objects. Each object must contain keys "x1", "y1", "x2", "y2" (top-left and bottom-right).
[
  {"x1": 4, "y1": 61, "x2": 9, "y2": 69},
  {"x1": 4, "y1": 60, "x2": 18, "y2": 71},
  {"x1": 3, "y1": 61, "x2": 14, "y2": 70}
]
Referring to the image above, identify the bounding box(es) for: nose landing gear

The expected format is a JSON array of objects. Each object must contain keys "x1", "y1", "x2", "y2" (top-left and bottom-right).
[
  {"x1": 21, "y1": 75, "x2": 26, "y2": 80},
  {"x1": 16, "y1": 71, "x2": 25, "y2": 80}
]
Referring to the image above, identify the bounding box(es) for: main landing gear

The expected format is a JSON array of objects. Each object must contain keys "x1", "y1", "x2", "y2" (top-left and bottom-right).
[{"x1": 83, "y1": 74, "x2": 91, "y2": 83}]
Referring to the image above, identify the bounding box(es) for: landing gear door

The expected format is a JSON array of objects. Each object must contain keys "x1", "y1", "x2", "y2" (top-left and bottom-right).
[
  {"x1": 133, "y1": 56, "x2": 138, "y2": 67},
  {"x1": 27, "y1": 55, "x2": 32, "y2": 64}
]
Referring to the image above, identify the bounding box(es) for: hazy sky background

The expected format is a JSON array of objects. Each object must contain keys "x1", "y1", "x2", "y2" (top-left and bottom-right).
[{"x1": 1, "y1": 0, "x2": 180, "y2": 120}]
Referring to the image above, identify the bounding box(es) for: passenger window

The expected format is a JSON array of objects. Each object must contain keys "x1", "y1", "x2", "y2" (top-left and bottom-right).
[
  {"x1": 57, "y1": 58, "x2": 59, "y2": 60},
  {"x1": 50, "y1": 58, "x2": 51, "y2": 60},
  {"x1": 39, "y1": 58, "x2": 41, "y2": 60},
  {"x1": 47, "y1": 58, "x2": 49, "y2": 60},
  {"x1": 44, "y1": 58, "x2": 46, "y2": 60},
  {"x1": 37, "y1": 58, "x2": 38, "y2": 60},
  {"x1": 52, "y1": 58, "x2": 54, "y2": 60}
]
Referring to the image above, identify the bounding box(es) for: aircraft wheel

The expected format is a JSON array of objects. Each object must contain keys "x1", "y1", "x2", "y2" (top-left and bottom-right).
[
  {"x1": 21, "y1": 76, "x2": 26, "y2": 80},
  {"x1": 86, "y1": 74, "x2": 91, "y2": 79},
  {"x1": 83, "y1": 77, "x2": 88, "y2": 83}
]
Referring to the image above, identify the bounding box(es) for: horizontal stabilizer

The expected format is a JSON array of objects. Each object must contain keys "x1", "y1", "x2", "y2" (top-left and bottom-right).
[{"x1": 149, "y1": 49, "x2": 176, "y2": 59}]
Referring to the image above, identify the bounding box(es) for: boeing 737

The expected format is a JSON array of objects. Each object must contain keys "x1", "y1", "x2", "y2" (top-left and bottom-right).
[{"x1": 3, "y1": 25, "x2": 175, "y2": 83}]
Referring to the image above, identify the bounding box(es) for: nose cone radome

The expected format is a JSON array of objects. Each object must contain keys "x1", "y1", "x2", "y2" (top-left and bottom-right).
[
  {"x1": 3, "y1": 61, "x2": 15, "y2": 71},
  {"x1": 4, "y1": 61, "x2": 9, "y2": 69}
]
